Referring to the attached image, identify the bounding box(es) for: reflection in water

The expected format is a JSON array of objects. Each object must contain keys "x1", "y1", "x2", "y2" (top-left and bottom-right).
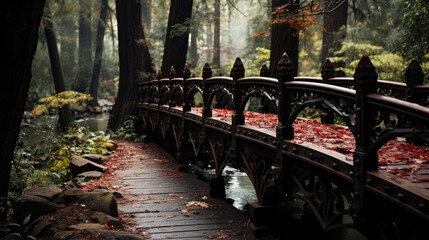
[
  {"x1": 75, "y1": 112, "x2": 110, "y2": 132},
  {"x1": 223, "y1": 166, "x2": 258, "y2": 211}
]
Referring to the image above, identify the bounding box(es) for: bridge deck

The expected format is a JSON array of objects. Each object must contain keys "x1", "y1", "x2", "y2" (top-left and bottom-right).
[{"x1": 112, "y1": 140, "x2": 256, "y2": 240}]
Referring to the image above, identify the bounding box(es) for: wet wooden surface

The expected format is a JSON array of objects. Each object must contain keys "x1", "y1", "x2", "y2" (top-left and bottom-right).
[{"x1": 114, "y1": 141, "x2": 256, "y2": 240}]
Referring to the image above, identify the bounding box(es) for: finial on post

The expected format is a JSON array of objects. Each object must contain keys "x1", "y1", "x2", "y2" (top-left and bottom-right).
[
  {"x1": 260, "y1": 64, "x2": 270, "y2": 77},
  {"x1": 183, "y1": 63, "x2": 191, "y2": 80},
  {"x1": 169, "y1": 66, "x2": 176, "y2": 79},
  {"x1": 277, "y1": 52, "x2": 294, "y2": 83},
  {"x1": 231, "y1": 57, "x2": 245, "y2": 80},
  {"x1": 321, "y1": 58, "x2": 335, "y2": 83},
  {"x1": 202, "y1": 63, "x2": 212, "y2": 80},
  {"x1": 353, "y1": 55, "x2": 378, "y2": 94}
]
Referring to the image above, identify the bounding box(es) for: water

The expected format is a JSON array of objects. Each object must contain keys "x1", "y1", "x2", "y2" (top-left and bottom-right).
[
  {"x1": 75, "y1": 112, "x2": 110, "y2": 132},
  {"x1": 223, "y1": 167, "x2": 258, "y2": 211}
]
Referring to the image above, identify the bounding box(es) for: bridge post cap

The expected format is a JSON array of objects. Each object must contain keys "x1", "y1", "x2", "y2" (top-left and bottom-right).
[
  {"x1": 202, "y1": 63, "x2": 212, "y2": 80},
  {"x1": 276, "y1": 52, "x2": 294, "y2": 82},
  {"x1": 405, "y1": 59, "x2": 424, "y2": 86},
  {"x1": 231, "y1": 57, "x2": 245, "y2": 80},
  {"x1": 183, "y1": 63, "x2": 191, "y2": 79},
  {"x1": 321, "y1": 58, "x2": 335, "y2": 82},
  {"x1": 260, "y1": 64, "x2": 270, "y2": 77},
  {"x1": 169, "y1": 66, "x2": 176, "y2": 78},
  {"x1": 353, "y1": 55, "x2": 378, "y2": 92}
]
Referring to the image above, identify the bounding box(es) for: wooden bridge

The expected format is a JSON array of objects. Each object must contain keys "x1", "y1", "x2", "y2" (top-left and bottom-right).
[{"x1": 136, "y1": 53, "x2": 429, "y2": 239}]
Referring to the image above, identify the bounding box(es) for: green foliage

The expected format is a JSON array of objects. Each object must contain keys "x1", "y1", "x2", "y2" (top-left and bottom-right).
[
  {"x1": 108, "y1": 116, "x2": 145, "y2": 142},
  {"x1": 394, "y1": 0, "x2": 429, "y2": 62},
  {"x1": 32, "y1": 91, "x2": 92, "y2": 116},
  {"x1": 243, "y1": 47, "x2": 270, "y2": 76},
  {"x1": 0, "y1": 218, "x2": 37, "y2": 240},
  {"x1": 9, "y1": 123, "x2": 116, "y2": 213},
  {"x1": 331, "y1": 41, "x2": 416, "y2": 82}
]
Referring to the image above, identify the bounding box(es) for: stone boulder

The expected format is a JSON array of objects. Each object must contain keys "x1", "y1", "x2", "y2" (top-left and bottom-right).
[
  {"x1": 70, "y1": 154, "x2": 106, "y2": 176},
  {"x1": 78, "y1": 190, "x2": 118, "y2": 217}
]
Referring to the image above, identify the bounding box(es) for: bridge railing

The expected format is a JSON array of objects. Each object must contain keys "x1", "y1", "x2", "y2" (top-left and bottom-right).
[{"x1": 136, "y1": 53, "x2": 429, "y2": 239}]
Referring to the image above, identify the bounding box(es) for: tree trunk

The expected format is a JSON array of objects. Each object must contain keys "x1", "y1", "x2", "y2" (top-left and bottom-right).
[
  {"x1": 90, "y1": 0, "x2": 109, "y2": 107},
  {"x1": 0, "y1": 0, "x2": 46, "y2": 223},
  {"x1": 108, "y1": 0, "x2": 155, "y2": 131},
  {"x1": 74, "y1": 0, "x2": 93, "y2": 93},
  {"x1": 322, "y1": 0, "x2": 348, "y2": 76},
  {"x1": 269, "y1": 0, "x2": 299, "y2": 77},
  {"x1": 44, "y1": 8, "x2": 73, "y2": 131},
  {"x1": 141, "y1": 0, "x2": 152, "y2": 32},
  {"x1": 59, "y1": 1, "x2": 78, "y2": 87},
  {"x1": 212, "y1": 0, "x2": 220, "y2": 68},
  {"x1": 161, "y1": 0, "x2": 193, "y2": 77}
]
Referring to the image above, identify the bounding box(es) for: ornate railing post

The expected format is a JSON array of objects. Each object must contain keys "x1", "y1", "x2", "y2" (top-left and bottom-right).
[
  {"x1": 231, "y1": 57, "x2": 245, "y2": 167},
  {"x1": 276, "y1": 53, "x2": 295, "y2": 198},
  {"x1": 177, "y1": 64, "x2": 190, "y2": 165},
  {"x1": 405, "y1": 60, "x2": 424, "y2": 145},
  {"x1": 202, "y1": 63, "x2": 213, "y2": 119},
  {"x1": 352, "y1": 55, "x2": 378, "y2": 236},
  {"x1": 181, "y1": 64, "x2": 191, "y2": 110},
  {"x1": 321, "y1": 58, "x2": 335, "y2": 124},
  {"x1": 277, "y1": 53, "x2": 295, "y2": 141}
]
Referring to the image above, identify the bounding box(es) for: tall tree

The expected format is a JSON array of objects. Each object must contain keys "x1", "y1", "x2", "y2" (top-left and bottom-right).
[
  {"x1": 161, "y1": 0, "x2": 193, "y2": 77},
  {"x1": 141, "y1": 0, "x2": 152, "y2": 32},
  {"x1": 44, "y1": 6, "x2": 73, "y2": 130},
  {"x1": 74, "y1": 0, "x2": 93, "y2": 93},
  {"x1": 322, "y1": 0, "x2": 348, "y2": 76},
  {"x1": 0, "y1": 0, "x2": 46, "y2": 223},
  {"x1": 108, "y1": 0, "x2": 155, "y2": 130},
  {"x1": 89, "y1": 0, "x2": 109, "y2": 107},
  {"x1": 213, "y1": 0, "x2": 221, "y2": 68},
  {"x1": 270, "y1": 0, "x2": 300, "y2": 77}
]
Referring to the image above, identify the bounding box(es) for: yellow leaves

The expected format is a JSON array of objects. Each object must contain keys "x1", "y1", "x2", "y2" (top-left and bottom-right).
[{"x1": 32, "y1": 91, "x2": 93, "y2": 117}]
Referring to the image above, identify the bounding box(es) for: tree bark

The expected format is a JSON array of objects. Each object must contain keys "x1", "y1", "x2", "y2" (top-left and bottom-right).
[
  {"x1": 44, "y1": 8, "x2": 73, "y2": 131},
  {"x1": 322, "y1": 0, "x2": 348, "y2": 76},
  {"x1": 90, "y1": 0, "x2": 109, "y2": 107},
  {"x1": 59, "y1": 1, "x2": 78, "y2": 87},
  {"x1": 161, "y1": 0, "x2": 193, "y2": 77},
  {"x1": 213, "y1": 0, "x2": 220, "y2": 68},
  {"x1": 0, "y1": 0, "x2": 46, "y2": 223},
  {"x1": 108, "y1": 0, "x2": 155, "y2": 131},
  {"x1": 269, "y1": 0, "x2": 299, "y2": 77},
  {"x1": 141, "y1": 0, "x2": 152, "y2": 32},
  {"x1": 74, "y1": 0, "x2": 93, "y2": 93}
]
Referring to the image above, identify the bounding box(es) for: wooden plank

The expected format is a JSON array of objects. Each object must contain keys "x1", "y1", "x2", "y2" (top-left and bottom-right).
[{"x1": 114, "y1": 141, "x2": 256, "y2": 239}]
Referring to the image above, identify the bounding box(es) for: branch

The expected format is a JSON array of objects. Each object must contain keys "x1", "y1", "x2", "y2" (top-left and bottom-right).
[{"x1": 227, "y1": 0, "x2": 247, "y2": 17}]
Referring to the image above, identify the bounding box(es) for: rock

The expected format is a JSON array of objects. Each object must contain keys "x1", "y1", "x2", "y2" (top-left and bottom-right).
[
  {"x1": 30, "y1": 215, "x2": 52, "y2": 237},
  {"x1": 70, "y1": 154, "x2": 106, "y2": 176},
  {"x1": 81, "y1": 153, "x2": 108, "y2": 163},
  {"x1": 76, "y1": 171, "x2": 103, "y2": 180},
  {"x1": 13, "y1": 194, "x2": 61, "y2": 224},
  {"x1": 78, "y1": 190, "x2": 118, "y2": 217},
  {"x1": 90, "y1": 211, "x2": 123, "y2": 228},
  {"x1": 56, "y1": 188, "x2": 87, "y2": 203},
  {"x1": 22, "y1": 186, "x2": 62, "y2": 200}
]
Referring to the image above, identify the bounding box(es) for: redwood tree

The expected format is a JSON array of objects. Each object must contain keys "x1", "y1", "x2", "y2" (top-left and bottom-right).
[
  {"x1": 108, "y1": 0, "x2": 155, "y2": 130},
  {"x1": 161, "y1": 0, "x2": 193, "y2": 77},
  {"x1": 0, "y1": 0, "x2": 46, "y2": 223},
  {"x1": 90, "y1": 0, "x2": 109, "y2": 107},
  {"x1": 74, "y1": 0, "x2": 93, "y2": 93},
  {"x1": 44, "y1": 7, "x2": 73, "y2": 130},
  {"x1": 322, "y1": 0, "x2": 348, "y2": 76},
  {"x1": 270, "y1": 0, "x2": 300, "y2": 77}
]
